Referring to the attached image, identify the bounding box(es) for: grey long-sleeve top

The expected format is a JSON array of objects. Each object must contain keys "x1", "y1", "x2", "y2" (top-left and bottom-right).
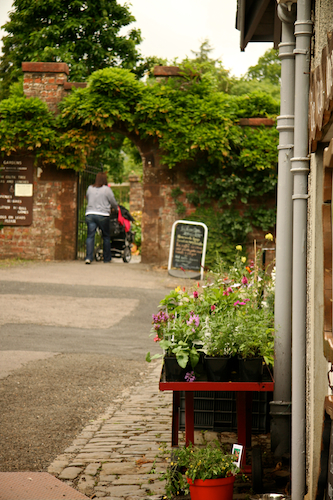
[{"x1": 85, "y1": 185, "x2": 118, "y2": 216}]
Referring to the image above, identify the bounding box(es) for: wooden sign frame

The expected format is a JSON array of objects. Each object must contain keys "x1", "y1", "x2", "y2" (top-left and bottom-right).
[{"x1": 168, "y1": 220, "x2": 208, "y2": 280}]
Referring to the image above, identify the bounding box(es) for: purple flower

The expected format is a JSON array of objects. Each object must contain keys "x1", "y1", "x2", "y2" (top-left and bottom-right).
[
  {"x1": 241, "y1": 276, "x2": 248, "y2": 285},
  {"x1": 187, "y1": 314, "x2": 200, "y2": 327},
  {"x1": 185, "y1": 371, "x2": 196, "y2": 382}
]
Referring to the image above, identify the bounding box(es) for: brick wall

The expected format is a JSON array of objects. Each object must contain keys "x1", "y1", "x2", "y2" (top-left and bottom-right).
[
  {"x1": 1, "y1": 62, "x2": 275, "y2": 265},
  {"x1": 129, "y1": 174, "x2": 143, "y2": 212},
  {"x1": 22, "y1": 62, "x2": 70, "y2": 114},
  {"x1": 0, "y1": 62, "x2": 78, "y2": 261},
  {"x1": 137, "y1": 140, "x2": 275, "y2": 266},
  {"x1": 0, "y1": 160, "x2": 77, "y2": 260}
]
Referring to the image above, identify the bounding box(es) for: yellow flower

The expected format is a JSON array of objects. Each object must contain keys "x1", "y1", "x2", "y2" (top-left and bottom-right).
[
  {"x1": 265, "y1": 233, "x2": 274, "y2": 241},
  {"x1": 241, "y1": 256, "x2": 246, "y2": 263},
  {"x1": 175, "y1": 286, "x2": 181, "y2": 292},
  {"x1": 236, "y1": 245, "x2": 242, "y2": 251}
]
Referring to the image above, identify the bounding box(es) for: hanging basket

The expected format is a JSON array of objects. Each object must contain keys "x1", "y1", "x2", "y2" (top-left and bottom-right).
[{"x1": 187, "y1": 475, "x2": 235, "y2": 500}]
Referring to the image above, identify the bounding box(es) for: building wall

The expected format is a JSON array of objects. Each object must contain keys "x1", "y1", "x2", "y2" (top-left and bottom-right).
[
  {"x1": 308, "y1": 7, "x2": 333, "y2": 497},
  {"x1": 306, "y1": 148, "x2": 329, "y2": 500},
  {"x1": 314, "y1": 0, "x2": 333, "y2": 66}
]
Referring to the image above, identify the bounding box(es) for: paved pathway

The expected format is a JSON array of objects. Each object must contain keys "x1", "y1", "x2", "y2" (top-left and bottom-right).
[{"x1": 47, "y1": 361, "x2": 178, "y2": 500}]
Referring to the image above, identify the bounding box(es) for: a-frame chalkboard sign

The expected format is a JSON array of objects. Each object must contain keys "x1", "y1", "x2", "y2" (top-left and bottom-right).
[{"x1": 168, "y1": 220, "x2": 208, "y2": 280}]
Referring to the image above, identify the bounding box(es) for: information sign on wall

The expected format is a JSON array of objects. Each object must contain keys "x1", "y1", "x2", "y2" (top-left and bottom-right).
[
  {"x1": 168, "y1": 220, "x2": 208, "y2": 280},
  {"x1": 0, "y1": 156, "x2": 34, "y2": 226}
]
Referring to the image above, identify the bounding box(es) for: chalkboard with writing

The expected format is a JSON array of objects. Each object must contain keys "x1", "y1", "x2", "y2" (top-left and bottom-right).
[{"x1": 168, "y1": 220, "x2": 208, "y2": 280}]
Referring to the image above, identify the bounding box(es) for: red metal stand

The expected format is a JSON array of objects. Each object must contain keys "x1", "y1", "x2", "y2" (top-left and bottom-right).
[{"x1": 159, "y1": 376, "x2": 274, "y2": 471}]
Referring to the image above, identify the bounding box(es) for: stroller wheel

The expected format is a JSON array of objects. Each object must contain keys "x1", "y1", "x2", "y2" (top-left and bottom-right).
[
  {"x1": 123, "y1": 246, "x2": 131, "y2": 263},
  {"x1": 95, "y1": 246, "x2": 103, "y2": 262}
]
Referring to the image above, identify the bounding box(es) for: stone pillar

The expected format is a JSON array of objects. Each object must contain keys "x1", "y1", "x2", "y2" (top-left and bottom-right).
[
  {"x1": 22, "y1": 62, "x2": 69, "y2": 114},
  {"x1": 129, "y1": 174, "x2": 143, "y2": 212}
]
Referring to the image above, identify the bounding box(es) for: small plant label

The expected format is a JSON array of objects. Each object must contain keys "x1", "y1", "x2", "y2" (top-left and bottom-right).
[{"x1": 232, "y1": 444, "x2": 243, "y2": 468}]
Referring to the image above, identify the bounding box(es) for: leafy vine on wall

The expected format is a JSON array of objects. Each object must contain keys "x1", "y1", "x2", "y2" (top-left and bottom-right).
[{"x1": 0, "y1": 67, "x2": 279, "y2": 263}]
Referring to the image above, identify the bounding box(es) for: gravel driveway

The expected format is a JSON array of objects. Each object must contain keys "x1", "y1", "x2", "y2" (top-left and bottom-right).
[{"x1": 0, "y1": 353, "x2": 148, "y2": 472}]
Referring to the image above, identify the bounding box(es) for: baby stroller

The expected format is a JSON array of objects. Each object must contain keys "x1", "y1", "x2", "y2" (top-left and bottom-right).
[{"x1": 95, "y1": 205, "x2": 135, "y2": 263}]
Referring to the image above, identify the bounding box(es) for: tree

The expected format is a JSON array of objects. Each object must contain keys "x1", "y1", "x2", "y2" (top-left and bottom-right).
[
  {"x1": 245, "y1": 48, "x2": 280, "y2": 84},
  {"x1": 179, "y1": 39, "x2": 231, "y2": 93},
  {"x1": 0, "y1": 0, "x2": 142, "y2": 98},
  {"x1": 228, "y1": 48, "x2": 280, "y2": 100}
]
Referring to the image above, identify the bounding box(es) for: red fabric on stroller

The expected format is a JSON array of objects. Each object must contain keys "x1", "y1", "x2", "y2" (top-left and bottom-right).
[{"x1": 117, "y1": 207, "x2": 131, "y2": 233}]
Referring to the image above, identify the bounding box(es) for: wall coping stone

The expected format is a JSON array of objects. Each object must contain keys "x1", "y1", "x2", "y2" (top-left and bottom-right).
[
  {"x1": 22, "y1": 62, "x2": 69, "y2": 75},
  {"x1": 64, "y1": 82, "x2": 87, "y2": 89},
  {"x1": 238, "y1": 117, "x2": 275, "y2": 127},
  {"x1": 153, "y1": 66, "x2": 181, "y2": 77}
]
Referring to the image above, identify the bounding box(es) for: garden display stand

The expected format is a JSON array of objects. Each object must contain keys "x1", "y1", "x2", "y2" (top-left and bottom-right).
[{"x1": 159, "y1": 366, "x2": 274, "y2": 491}]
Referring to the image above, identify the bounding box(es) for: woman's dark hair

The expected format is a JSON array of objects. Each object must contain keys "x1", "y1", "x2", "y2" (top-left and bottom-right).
[{"x1": 93, "y1": 172, "x2": 108, "y2": 187}]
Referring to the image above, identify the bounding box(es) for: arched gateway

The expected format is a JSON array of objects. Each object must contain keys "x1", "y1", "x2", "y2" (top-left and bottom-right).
[{"x1": 0, "y1": 62, "x2": 276, "y2": 265}]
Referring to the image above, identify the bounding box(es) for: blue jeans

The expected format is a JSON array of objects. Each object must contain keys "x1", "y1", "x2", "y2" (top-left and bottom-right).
[{"x1": 85, "y1": 214, "x2": 111, "y2": 262}]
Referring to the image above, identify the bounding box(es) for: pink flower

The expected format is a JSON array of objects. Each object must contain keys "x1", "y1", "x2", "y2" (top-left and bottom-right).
[
  {"x1": 187, "y1": 314, "x2": 200, "y2": 327},
  {"x1": 234, "y1": 300, "x2": 240, "y2": 306},
  {"x1": 154, "y1": 335, "x2": 160, "y2": 342},
  {"x1": 223, "y1": 290, "x2": 229, "y2": 296},
  {"x1": 241, "y1": 276, "x2": 248, "y2": 285},
  {"x1": 211, "y1": 305, "x2": 216, "y2": 311},
  {"x1": 227, "y1": 287, "x2": 233, "y2": 293},
  {"x1": 193, "y1": 291, "x2": 199, "y2": 299}
]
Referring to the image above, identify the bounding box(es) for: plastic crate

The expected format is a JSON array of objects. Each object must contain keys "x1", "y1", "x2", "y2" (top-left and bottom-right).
[{"x1": 179, "y1": 391, "x2": 272, "y2": 434}]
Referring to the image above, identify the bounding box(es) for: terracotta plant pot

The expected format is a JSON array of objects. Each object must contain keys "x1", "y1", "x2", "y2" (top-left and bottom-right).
[{"x1": 187, "y1": 475, "x2": 235, "y2": 500}]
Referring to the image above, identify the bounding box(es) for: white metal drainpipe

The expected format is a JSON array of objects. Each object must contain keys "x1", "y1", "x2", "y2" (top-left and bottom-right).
[
  {"x1": 291, "y1": 0, "x2": 312, "y2": 495},
  {"x1": 271, "y1": 2, "x2": 295, "y2": 459}
]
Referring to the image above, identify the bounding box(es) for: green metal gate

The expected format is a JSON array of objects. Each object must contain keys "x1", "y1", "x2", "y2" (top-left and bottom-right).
[{"x1": 76, "y1": 166, "x2": 103, "y2": 260}]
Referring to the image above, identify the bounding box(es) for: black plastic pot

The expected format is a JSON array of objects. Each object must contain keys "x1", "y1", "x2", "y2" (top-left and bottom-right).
[
  {"x1": 238, "y1": 357, "x2": 264, "y2": 382},
  {"x1": 164, "y1": 356, "x2": 188, "y2": 382},
  {"x1": 204, "y1": 356, "x2": 232, "y2": 382}
]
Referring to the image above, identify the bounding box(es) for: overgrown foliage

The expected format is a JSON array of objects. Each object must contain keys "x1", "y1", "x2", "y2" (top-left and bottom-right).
[{"x1": 0, "y1": 59, "x2": 279, "y2": 259}]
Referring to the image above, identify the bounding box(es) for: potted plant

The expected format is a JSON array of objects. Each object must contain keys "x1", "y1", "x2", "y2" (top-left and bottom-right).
[
  {"x1": 162, "y1": 441, "x2": 239, "y2": 500},
  {"x1": 146, "y1": 289, "x2": 204, "y2": 380},
  {"x1": 201, "y1": 309, "x2": 238, "y2": 381},
  {"x1": 146, "y1": 242, "x2": 275, "y2": 382}
]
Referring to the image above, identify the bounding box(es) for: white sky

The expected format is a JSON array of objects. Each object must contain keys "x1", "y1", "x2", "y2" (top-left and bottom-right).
[{"x1": 0, "y1": 0, "x2": 273, "y2": 78}]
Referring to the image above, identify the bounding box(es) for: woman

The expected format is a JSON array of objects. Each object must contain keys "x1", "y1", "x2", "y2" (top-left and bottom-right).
[{"x1": 85, "y1": 172, "x2": 118, "y2": 264}]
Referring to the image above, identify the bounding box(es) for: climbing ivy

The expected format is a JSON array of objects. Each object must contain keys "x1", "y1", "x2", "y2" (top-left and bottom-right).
[{"x1": 0, "y1": 66, "x2": 279, "y2": 262}]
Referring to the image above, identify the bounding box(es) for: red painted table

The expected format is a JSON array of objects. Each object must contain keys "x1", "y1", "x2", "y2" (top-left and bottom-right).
[{"x1": 159, "y1": 372, "x2": 274, "y2": 472}]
